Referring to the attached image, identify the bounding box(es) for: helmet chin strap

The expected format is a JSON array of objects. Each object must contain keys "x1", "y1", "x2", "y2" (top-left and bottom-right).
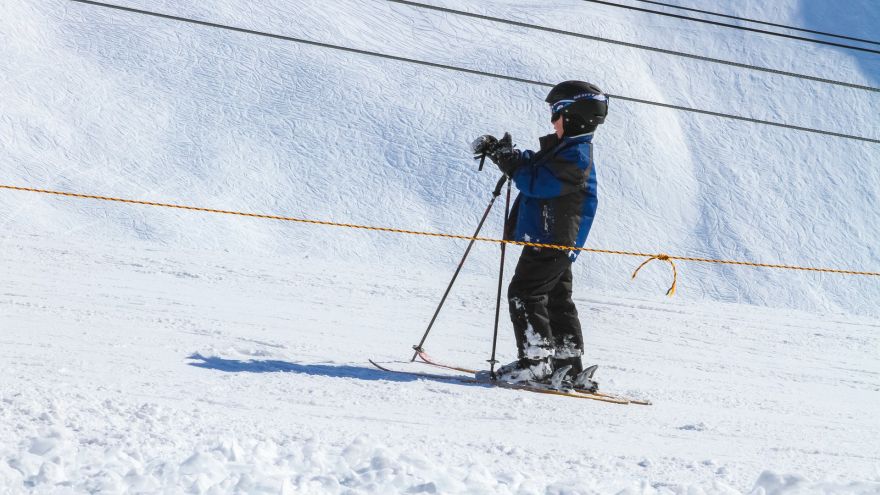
[{"x1": 565, "y1": 131, "x2": 595, "y2": 139}]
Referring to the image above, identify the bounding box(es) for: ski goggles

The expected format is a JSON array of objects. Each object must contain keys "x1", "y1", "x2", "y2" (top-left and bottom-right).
[
  {"x1": 550, "y1": 93, "x2": 608, "y2": 121},
  {"x1": 550, "y1": 99, "x2": 576, "y2": 116}
]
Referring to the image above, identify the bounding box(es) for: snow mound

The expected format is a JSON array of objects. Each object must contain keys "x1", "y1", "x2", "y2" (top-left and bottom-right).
[{"x1": 749, "y1": 471, "x2": 880, "y2": 495}]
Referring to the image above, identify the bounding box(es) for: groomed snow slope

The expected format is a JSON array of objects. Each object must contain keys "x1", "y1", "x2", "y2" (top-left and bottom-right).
[
  {"x1": 2, "y1": 0, "x2": 880, "y2": 493},
  {"x1": 1, "y1": 0, "x2": 878, "y2": 315},
  {"x1": 2, "y1": 236, "x2": 879, "y2": 493}
]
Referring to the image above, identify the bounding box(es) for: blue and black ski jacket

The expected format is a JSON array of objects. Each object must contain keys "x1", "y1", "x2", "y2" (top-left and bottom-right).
[{"x1": 504, "y1": 133, "x2": 598, "y2": 262}]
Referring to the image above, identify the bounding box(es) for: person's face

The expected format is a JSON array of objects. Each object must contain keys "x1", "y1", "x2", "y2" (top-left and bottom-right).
[{"x1": 552, "y1": 114, "x2": 564, "y2": 138}]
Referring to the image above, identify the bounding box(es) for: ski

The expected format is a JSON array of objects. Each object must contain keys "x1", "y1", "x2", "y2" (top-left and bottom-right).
[
  {"x1": 368, "y1": 359, "x2": 479, "y2": 384},
  {"x1": 369, "y1": 359, "x2": 631, "y2": 404},
  {"x1": 414, "y1": 350, "x2": 476, "y2": 374},
  {"x1": 414, "y1": 350, "x2": 652, "y2": 406}
]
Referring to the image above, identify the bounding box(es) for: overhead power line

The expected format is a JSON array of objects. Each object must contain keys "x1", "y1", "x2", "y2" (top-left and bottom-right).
[
  {"x1": 385, "y1": 0, "x2": 878, "y2": 93},
  {"x1": 631, "y1": 0, "x2": 880, "y2": 46},
  {"x1": 579, "y1": 0, "x2": 880, "y2": 55},
  {"x1": 68, "y1": 0, "x2": 880, "y2": 144}
]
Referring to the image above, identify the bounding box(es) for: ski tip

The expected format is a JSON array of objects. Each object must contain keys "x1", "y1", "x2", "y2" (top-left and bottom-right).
[{"x1": 368, "y1": 359, "x2": 392, "y2": 372}]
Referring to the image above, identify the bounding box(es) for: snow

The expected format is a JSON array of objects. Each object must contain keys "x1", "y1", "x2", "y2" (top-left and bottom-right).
[
  {"x1": 2, "y1": 0, "x2": 880, "y2": 492},
  {"x1": 510, "y1": 296, "x2": 555, "y2": 361},
  {"x1": 2, "y1": 236, "x2": 878, "y2": 493}
]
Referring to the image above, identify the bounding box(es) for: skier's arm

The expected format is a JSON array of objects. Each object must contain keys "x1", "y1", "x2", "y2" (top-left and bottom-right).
[{"x1": 511, "y1": 146, "x2": 586, "y2": 199}]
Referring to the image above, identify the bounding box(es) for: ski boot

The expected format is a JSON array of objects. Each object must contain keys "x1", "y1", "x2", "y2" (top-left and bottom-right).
[
  {"x1": 572, "y1": 364, "x2": 599, "y2": 393},
  {"x1": 541, "y1": 362, "x2": 599, "y2": 393},
  {"x1": 494, "y1": 358, "x2": 553, "y2": 384}
]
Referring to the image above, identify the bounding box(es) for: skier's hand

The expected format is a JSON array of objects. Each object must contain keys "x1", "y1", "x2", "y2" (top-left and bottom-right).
[
  {"x1": 491, "y1": 133, "x2": 519, "y2": 175},
  {"x1": 470, "y1": 134, "x2": 499, "y2": 157},
  {"x1": 471, "y1": 133, "x2": 519, "y2": 174}
]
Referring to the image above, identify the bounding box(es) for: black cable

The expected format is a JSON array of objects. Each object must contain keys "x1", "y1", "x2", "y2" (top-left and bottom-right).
[
  {"x1": 580, "y1": 0, "x2": 880, "y2": 55},
  {"x1": 386, "y1": 0, "x2": 878, "y2": 93},
  {"x1": 68, "y1": 0, "x2": 880, "y2": 144},
  {"x1": 632, "y1": 0, "x2": 880, "y2": 46}
]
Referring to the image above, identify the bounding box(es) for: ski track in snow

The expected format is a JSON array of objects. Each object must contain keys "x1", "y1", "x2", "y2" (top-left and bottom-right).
[{"x1": 2, "y1": 236, "x2": 879, "y2": 493}]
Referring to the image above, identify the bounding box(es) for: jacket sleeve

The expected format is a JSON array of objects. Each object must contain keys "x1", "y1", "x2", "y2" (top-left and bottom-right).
[{"x1": 510, "y1": 145, "x2": 588, "y2": 199}]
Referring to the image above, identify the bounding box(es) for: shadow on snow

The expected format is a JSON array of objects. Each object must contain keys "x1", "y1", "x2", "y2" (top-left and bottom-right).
[{"x1": 186, "y1": 353, "x2": 483, "y2": 387}]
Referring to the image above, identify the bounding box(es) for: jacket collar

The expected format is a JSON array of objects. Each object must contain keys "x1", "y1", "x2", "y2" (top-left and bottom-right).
[{"x1": 538, "y1": 133, "x2": 593, "y2": 152}]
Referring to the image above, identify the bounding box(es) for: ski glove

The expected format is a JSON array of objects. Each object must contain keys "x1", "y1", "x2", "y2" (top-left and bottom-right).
[
  {"x1": 470, "y1": 133, "x2": 519, "y2": 175},
  {"x1": 471, "y1": 134, "x2": 499, "y2": 157}
]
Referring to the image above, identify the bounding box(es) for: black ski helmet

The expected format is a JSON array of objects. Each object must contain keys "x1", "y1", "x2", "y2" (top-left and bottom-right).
[{"x1": 545, "y1": 80, "x2": 608, "y2": 135}]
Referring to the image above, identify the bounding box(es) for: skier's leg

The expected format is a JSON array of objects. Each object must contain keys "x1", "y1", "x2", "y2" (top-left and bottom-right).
[
  {"x1": 500, "y1": 247, "x2": 569, "y2": 381},
  {"x1": 547, "y1": 263, "x2": 598, "y2": 390},
  {"x1": 507, "y1": 248, "x2": 562, "y2": 357},
  {"x1": 508, "y1": 293, "x2": 552, "y2": 360},
  {"x1": 547, "y1": 263, "x2": 585, "y2": 377}
]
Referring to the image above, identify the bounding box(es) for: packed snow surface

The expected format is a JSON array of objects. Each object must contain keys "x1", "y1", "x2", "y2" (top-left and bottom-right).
[
  {"x1": 2, "y1": 237, "x2": 879, "y2": 493},
  {"x1": 1, "y1": 0, "x2": 879, "y2": 492}
]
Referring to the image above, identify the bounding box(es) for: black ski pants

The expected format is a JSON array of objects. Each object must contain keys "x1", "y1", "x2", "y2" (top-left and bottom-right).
[{"x1": 507, "y1": 246, "x2": 584, "y2": 372}]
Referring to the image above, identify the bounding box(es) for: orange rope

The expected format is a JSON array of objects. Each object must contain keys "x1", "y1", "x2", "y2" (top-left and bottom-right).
[
  {"x1": 631, "y1": 254, "x2": 677, "y2": 296},
  {"x1": 3, "y1": 184, "x2": 878, "y2": 295}
]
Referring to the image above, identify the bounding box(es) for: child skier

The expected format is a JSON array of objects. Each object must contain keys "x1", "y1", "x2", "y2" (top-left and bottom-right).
[{"x1": 471, "y1": 80, "x2": 608, "y2": 390}]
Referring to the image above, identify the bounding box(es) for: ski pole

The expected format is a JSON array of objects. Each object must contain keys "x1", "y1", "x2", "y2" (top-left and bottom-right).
[
  {"x1": 411, "y1": 175, "x2": 508, "y2": 361},
  {"x1": 487, "y1": 177, "x2": 512, "y2": 379}
]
